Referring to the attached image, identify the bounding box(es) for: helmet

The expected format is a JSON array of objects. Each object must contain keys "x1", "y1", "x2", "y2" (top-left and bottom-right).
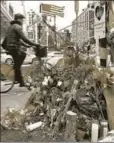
[{"x1": 14, "y1": 13, "x2": 25, "y2": 19}]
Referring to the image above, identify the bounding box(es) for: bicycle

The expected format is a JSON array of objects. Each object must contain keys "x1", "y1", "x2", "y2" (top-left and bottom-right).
[{"x1": 0, "y1": 46, "x2": 52, "y2": 94}]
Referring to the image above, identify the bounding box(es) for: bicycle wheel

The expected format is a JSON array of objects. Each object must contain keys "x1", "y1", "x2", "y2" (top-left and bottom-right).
[{"x1": 0, "y1": 63, "x2": 14, "y2": 93}]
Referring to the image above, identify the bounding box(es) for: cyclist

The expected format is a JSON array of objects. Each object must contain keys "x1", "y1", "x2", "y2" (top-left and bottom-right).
[{"x1": 2, "y1": 13, "x2": 40, "y2": 87}]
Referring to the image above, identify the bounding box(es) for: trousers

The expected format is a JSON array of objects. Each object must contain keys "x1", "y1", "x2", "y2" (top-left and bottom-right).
[{"x1": 9, "y1": 50, "x2": 26, "y2": 83}]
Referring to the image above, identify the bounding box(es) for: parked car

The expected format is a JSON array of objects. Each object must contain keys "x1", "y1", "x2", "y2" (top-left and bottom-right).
[
  {"x1": 48, "y1": 51, "x2": 63, "y2": 57},
  {"x1": 42, "y1": 51, "x2": 63, "y2": 62},
  {"x1": 44, "y1": 51, "x2": 63, "y2": 69},
  {"x1": 46, "y1": 56, "x2": 63, "y2": 68},
  {"x1": 1, "y1": 50, "x2": 13, "y2": 65},
  {"x1": 1, "y1": 49, "x2": 36, "y2": 65}
]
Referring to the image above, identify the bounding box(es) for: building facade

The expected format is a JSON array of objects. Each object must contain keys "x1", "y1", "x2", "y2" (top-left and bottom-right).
[
  {"x1": 57, "y1": 30, "x2": 71, "y2": 48},
  {"x1": 26, "y1": 10, "x2": 38, "y2": 43},
  {"x1": 71, "y1": 3, "x2": 94, "y2": 48},
  {"x1": 26, "y1": 9, "x2": 36, "y2": 26},
  {"x1": 27, "y1": 12, "x2": 48, "y2": 47},
  {"x1": 1, "y1": 0, "x2": 14, "y2": 42}
]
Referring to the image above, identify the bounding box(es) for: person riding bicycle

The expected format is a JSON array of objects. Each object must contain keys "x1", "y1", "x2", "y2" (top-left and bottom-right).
[{"x1": 2, "y1": 13, "x2": 40, "y2": 87}]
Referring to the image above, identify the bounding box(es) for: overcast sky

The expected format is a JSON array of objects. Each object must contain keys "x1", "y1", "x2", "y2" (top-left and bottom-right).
[{"x1": 8, "y1": 1, "x2": 88, "y2": 30}]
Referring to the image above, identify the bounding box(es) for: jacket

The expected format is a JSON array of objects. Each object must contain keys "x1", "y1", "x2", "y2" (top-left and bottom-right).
[{"x1": 5, "y1": 20, "x2": 37, "y2": 50}]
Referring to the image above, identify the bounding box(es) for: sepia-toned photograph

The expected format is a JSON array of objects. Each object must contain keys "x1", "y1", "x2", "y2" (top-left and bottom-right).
[{"x1": 0, "y1": 0, "x2": 114, "y2": 142}]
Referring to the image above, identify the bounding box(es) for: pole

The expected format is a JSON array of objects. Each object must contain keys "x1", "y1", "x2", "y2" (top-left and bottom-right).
[
  {"x1": 95, "y1": 38, "x2": 100, "y2": 66},
  {"x1": 74, "y1": 0, "x2": 79, "y2": 49},
  {"x1": 38, "y1": 23, "x2": 42, "y2": 72},
  {"x1": 38, "y1": 23, "x2": 42, "y2": 41},
  {"x1": 108, "y1": 1, "x2": 114, "y2": 66},
  {"x1": 46, "y1": 26, "x2": 48, "y2": 47},
  {"x1": 75, "y1": 12, "x2": 78, "y2": 49},
  {"x1": 45, "y1": 15, "x2": 48, "y2": 47},
  {"x1": 99, "y1": 1, "x2": 108, "y2": 68},
  {"x1": 54, "y1": 15, "x2": 57, "y2": 49},
  {"x1": 95, "y1": 1, "x2": 107, "y2": 68}
]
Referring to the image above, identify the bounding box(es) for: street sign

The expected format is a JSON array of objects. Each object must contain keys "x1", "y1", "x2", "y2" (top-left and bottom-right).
[
  {"x1": 94, "y1": 2, "x2": 106, "y2": 39},
  {"x1": 40, "y1": 3, "x2": 64, "y2": 17}
]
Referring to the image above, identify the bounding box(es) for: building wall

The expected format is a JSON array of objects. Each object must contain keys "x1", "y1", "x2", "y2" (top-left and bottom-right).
[
  {"x1": 71, "y1": 3, "x2": 94, "y2": 48},
  {"x1": 71, "y1": 19, "x2": 76, "y2": 44},
  {"x1": 57, "y1": 31, "x2": 69, "y2": 48},
  {"x1": 26, "y1": 10, "x2": 37, "y2": 42},
  {"x1": 26, "y1": 9, "x2": 36, "y2": 26},
  {"x1": 40, "y1": 22, "x2": 48, "y2": 45},
  {"x1": 1, "y1": 0, "x2": 14, "y2": 41},
  {"x1": 27, "y1": 13, "x2": 48, "y2": 46}
]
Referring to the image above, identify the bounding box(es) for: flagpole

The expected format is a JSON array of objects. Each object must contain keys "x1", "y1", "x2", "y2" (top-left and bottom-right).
[
  {"x1": 54, "y1": 15, "x2": 57, "y2": 49},
  {"x1": 74, "y1": 0, "x2": 79, "y2": 49}
]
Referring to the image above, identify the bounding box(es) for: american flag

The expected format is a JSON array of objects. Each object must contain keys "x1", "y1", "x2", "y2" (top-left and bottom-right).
[
  {"x1": 42, "y1": 11, "x2": 64, "y2": 17},
  {"x1": 41, "y1": 4, "x2": 65, "y2": 17},
  {"x1": 50, "y1": 5, "x2": 64, "y2": 12},
  {"x1": 50, "y1": 5, "x2": 64, "y2": 17}
]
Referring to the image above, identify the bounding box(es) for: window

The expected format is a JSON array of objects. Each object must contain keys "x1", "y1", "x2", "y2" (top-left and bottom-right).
[{"x1": 28, "y1": 31, "x2": 34, "y2": 40}]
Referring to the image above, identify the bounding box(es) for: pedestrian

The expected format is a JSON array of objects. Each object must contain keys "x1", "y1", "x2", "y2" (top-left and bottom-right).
[{"x1": 2, "y1": 13, "x2": 40, "y2": 87}]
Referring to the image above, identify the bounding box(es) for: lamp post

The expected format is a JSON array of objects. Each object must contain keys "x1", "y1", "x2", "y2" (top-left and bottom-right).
[
  {"x1": 74, "y1": 0, "x2": 79, "y2": 49},
  {"x1": 54, "y1": 15, "x2": 57, "y2": 49}
]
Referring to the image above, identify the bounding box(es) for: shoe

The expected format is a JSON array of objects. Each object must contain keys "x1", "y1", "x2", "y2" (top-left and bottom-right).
[
  {"x1": 20, "y1": 83, "x2": 26, "y2": 87},
  {"x1": 20, "y1": 84, "x2": 26, "y2": 87},
  {"x1": 19, "y1": 80, "x2": 26, "y2": 87}
]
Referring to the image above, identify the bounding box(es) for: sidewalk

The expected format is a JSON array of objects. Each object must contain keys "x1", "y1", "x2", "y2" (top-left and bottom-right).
[{"x1": 1, "y1": 84, "x2": 31, "y2": 116}]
